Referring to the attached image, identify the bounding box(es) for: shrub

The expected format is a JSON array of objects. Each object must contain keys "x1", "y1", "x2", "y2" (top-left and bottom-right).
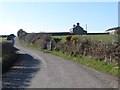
[
  {"x1": 17, "y1": 29, "x2": 27, "y2": 40},
  {"x1": 24, "y1": 33, "x2": 37, "y2": 44},
  {"x1": 71, "y1": 36, "x2": 78, "y2": 44},
  {"x1": 65, "y1": 35, "x2": 72, "y2": 43},
  {"x1": 7, "y1": 34, "x2": 16, "y2": 40},
  {"x1": 17, "y1": 30, "x2": 52, "y2": 49},
  {"x1": 33, "y1": 34, "x2": 51, "y2": 49},
  {"x1": 53, "y1": 38, "x2": 62, "y2": 43},
  {"x1": 52, "y1": 35, "x2": 119, "y2": 64}
]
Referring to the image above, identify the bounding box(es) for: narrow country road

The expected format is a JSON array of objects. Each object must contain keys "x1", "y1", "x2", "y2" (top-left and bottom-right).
[{"x1": 2, "y1": 38, "x2": 118, "y2": 88}]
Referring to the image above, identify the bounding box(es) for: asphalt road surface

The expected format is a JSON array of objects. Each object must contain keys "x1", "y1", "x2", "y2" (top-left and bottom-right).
[{"x1": 2, "y1": 39, "x2": 118, "y2": 88}]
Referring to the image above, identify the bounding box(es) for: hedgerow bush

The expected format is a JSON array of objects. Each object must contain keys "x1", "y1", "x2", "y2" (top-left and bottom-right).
[
  {"x1": 17, "y1": 29, "x2": 119, "y2": 64},
  {"x1": 17, "y1": 30, "x2": 51, "y2": 49},
  {"x1": 52, "y1": 35, "x2": 119, "y2": 64},
  {"x1": 24, "y1": 33, "x2": 37, "y2": 44},
  {"x1": 17, "y1": 29, "x2": 27, "y2": 41},
  {"x1": 51, "y1": 38, "x2": 62, "y2": 51}
]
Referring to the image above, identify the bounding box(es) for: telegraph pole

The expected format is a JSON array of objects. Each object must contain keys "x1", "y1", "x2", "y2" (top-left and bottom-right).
[{"x1": 86, "y1": 24, "x2": 87, "y2": 31}]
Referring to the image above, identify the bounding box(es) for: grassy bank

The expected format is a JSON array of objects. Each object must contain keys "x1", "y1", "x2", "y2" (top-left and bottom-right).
[{"x1": 26, "y1": 43, "x2": 118, "y2": 76}]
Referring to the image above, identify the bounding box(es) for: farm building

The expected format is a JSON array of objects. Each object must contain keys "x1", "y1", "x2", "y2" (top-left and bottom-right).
[
  {"x1": 43, "y1": 22, "x2": 87, "y2": 36},
  {"x1": 105, "y1": 27, "x2": 120, "y2": 34},
  {"x1": 70, "y1": 23, "x2": 87, "y2": 35}
]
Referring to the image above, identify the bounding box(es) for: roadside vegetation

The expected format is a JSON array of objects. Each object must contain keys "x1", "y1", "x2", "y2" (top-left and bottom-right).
[
  {"x1": 17, "y1": 29, "x2": 120, "y2": 76},
  {"x1": 1, "y1": 35, "x2": 19, "y2": 73},
  {"x1": 24, "y1": 44, "x2": 119, "y2": 75},
  {"x1": 48, "y1": 51, "x2": 118, "y2": 75}
]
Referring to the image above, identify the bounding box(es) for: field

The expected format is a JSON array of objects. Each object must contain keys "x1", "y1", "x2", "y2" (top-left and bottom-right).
[
  {"x1": 0, "y1": 37, "x2": 7, "y2": 41},
  {"x1": 52, "y1": 34, "x2": 116, "y2": 42}
]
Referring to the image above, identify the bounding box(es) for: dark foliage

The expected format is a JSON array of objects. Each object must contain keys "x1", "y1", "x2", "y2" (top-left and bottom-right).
[
  {"x1": 1, "y1": 41, "x2": 19, "y2": 73},
  {"x1": 17, "y1": 29, "x2": 51, "y2": 49},
  {"x1": 7, "y1": 34, "x2": 16, "y2": 40},
  {"x1": 17, "y1": 29, "x2": 27, "y2": 40}
]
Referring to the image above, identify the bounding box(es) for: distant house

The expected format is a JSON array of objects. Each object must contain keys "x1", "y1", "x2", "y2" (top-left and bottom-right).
[
  {"x1": 70, "y1": 23, "x2": 87, "y2": 35},
  {"x1": 42, "y1": 22, "x2": 87, "y2": 36},
  {"x1": 105, "y1": 27, "x2": 120, "y2": 34}
]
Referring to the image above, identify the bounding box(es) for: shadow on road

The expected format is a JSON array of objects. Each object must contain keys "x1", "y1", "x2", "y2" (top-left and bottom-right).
[{"x1": 2, "y1": 53, "x2": 41, "y2": 89}]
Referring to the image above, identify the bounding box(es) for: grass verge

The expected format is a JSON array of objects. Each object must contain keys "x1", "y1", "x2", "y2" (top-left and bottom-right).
[{"x1": 25, "y1": 43, "x2": 118, "y2": 76}]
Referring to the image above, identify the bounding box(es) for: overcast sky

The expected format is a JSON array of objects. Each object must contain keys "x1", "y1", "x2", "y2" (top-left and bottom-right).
[{"x1": 0, "y1": 2, "x2": 118, "y2": 35}]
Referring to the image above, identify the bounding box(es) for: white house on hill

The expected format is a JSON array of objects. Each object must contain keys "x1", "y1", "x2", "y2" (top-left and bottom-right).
[{"x1": 105, "y1": 27, "x2": 120, "y2": 34}]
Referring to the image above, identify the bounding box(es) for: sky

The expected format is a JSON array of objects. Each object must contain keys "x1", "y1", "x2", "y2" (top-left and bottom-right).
[{"x1": 0, "y1": 2, "x2": 118, "y2": 35}]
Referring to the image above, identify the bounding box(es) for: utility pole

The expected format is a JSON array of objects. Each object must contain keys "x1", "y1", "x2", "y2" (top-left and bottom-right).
[{"x1": 86, "y1": 24, "x2": 87, "y2": 31}]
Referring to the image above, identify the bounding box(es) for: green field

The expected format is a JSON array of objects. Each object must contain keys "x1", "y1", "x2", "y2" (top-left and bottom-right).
[
  {"x1": 52, "y1": 34, "x2": 117, "y2": 42},
  {"x1": 0, "y1": 37, "x2": 7, "y2": 41}
]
